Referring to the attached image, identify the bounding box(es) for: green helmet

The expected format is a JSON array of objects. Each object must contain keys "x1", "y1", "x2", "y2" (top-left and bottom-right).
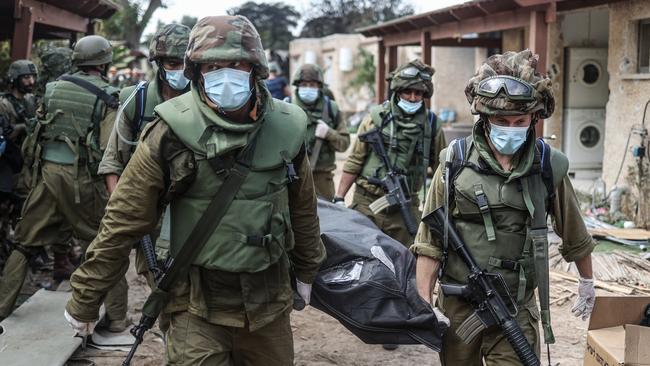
[
  {"x1": 184, "y1": 15, "x2": 269, "y2": 80},
  {"x1": 72, "y1": 35, "x2": 113, "y2": 66},
  {"x1": 388, "y1": 59, "x2": 434, "y2": 98},
  {"x1": 292, "y1": 64, "x2": 323, "y2": 86},
  {"x1": 149, "y1": 23, "x2": 191, "y2": 61},
  {"x1": 7, "y1": 60, "x2": 38, "y2": 82},
  {"x1": 465, "y1": 49, "x2": 554, "y2": 119},
  {"x1": 41, "y1": 47, "x2": 73, "y2": 74}
]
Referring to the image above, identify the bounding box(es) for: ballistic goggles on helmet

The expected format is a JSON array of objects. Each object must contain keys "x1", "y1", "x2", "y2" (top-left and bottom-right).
[
  {"x1": 477, "y1": 75, "x2": 536, "y2": 101},
  {"x1": 399, "y1": 66, "x2": 432, "y2": 81}
]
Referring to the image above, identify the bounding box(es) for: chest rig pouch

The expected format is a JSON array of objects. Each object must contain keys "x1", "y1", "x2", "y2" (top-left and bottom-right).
[
  {"x1": 442, "y1": 136, "x2": 566, "y2": 345},
  {"x1": 156, "y1": 92, "x2": 305, "y2": 273}
]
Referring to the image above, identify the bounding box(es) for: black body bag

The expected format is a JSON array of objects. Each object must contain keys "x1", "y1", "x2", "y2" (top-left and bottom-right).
[{"x1": 311, "y1": 199, "x2": 447, "y2": 351}]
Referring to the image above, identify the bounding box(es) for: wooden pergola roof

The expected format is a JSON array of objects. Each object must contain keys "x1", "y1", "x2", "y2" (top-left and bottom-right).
[
  {"x1": 358, "y1": 0, "x2": 622, "y2": 47},
  {"x1": 0, "y1": 0, "x2": 120, "y2": 59}
]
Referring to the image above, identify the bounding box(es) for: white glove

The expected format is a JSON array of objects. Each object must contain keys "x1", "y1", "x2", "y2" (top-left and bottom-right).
[
  {"x1": 432, "y1": 307, "x2": 450, "y2": 328},
  {"x1": 571, "y1": 277, "x2": 595, "y2": 321},
  {"x1": 314, "y1": 120, "x2": 330, "y2": 139},
  {"x1": 296, "y1": 280, "x2": 312, "y2": 305},
  {"x1": 64, "y1": 309, "x2": 96, "y2": 336}
]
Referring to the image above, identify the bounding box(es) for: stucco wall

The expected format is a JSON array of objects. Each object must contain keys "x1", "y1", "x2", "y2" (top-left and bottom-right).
[
  {"x1": 604, "y1": 0, "x2": 650, "y2": 191},
  {"x1": 431, "y1": 47, "x2": 478, "y2": 125}
]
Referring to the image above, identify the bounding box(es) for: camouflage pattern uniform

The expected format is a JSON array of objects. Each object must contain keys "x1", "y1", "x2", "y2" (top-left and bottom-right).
[
  {"x1": 0, "y1": 36, "x2": 129, "y2": 325},
  {"x1": 343, "y1": 60, "x2": 446, "y2": 247},
  {"x1": 410, "y1": 50, "x2": 595, "y2": 365},
  {"x1": 66, "y1": 16, "x2": 325, "y2": 365},
  {"x1": 291, "y1": 64, "x2": 350, "y2": 200}
]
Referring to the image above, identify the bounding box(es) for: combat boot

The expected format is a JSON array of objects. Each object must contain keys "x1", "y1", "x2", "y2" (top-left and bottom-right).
[{"x1": 53, "y1": 252, "x2": 77, "y2": 281}]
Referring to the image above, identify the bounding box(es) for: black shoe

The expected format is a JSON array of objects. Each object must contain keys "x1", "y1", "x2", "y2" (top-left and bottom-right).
[{"x1": 382, "y1": 344, "x2": 399, "y2": 351}]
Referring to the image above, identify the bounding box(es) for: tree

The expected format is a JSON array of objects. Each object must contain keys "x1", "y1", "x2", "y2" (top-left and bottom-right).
[
  {"x1": 300, "y1": 0, "x2": 414, "y2": 38},
  {"x1": 100, "y1": 0, "x2": 166, "y2": 49},
  {"x1": 227, "y1": 2, "x2": 299, "y2": 50}
]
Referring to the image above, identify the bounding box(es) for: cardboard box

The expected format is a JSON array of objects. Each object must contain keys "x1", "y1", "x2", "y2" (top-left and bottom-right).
[{"x1": 584, "y1": 296, "x2": 650, "y2": 366}]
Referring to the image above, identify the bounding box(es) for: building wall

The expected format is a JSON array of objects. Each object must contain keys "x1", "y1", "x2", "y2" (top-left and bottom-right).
[
  {"x1": 431, "y1": 47, "x2": 478, "y2": 125},
  {"x1": 604, "y1": 0, "x2": 650, "y2": 193}
]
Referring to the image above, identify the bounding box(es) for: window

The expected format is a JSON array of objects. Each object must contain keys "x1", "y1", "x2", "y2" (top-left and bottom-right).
[{"x1": 638, "y1": 19, "x2": 650, "y2": 72}]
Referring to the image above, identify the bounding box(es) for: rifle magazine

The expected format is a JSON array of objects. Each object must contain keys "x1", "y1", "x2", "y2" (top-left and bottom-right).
[{"x1": 456, "y1": 311, "x2": 488, "y2": 344}]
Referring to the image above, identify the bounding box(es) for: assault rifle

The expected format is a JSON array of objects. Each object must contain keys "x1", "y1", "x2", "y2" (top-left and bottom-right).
[
  {"x1": 423, "y1": 206, "x2": 540, "y2": 366},
  {"x1": 358, "y1": 128, "x2": 418, "y2": 235}
]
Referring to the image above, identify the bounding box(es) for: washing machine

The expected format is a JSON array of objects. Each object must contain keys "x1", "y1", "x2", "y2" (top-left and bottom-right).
[
  {"x1": 563, "y1": 108, "x2": 606, "y2": 171},
  {"x1": 565, "y1": 48, "x2": 609, "y2": 108}
]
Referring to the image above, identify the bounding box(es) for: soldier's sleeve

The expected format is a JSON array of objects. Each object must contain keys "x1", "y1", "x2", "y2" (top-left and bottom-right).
[
  {"x1": 287, "y1": 148, "x2": 326, "y2": 284},
  {"x1": 551, "y1": 176, "x2": 596, "y2": 262},
  {"x1": 409, "y1": 162, "x2": 446, "y2": 260},
  {"x1": 429, "y1": 127, "x2": 447, "y2": 172},
  {"x1": 325, "y1": 103, "x2": 350, "y2": 152},
  {"x1": 66, "y1": 121, "x2": 171, "y2": 322},
  {"x1": 342, "y1": 115, "x2": 373, "y2": 175},
  {"x1": 99, "y1": 107, "x2": 117, "y2": 152},
  {"x1": 97, "y1": 108, "x2": 134, "y2": 176}
]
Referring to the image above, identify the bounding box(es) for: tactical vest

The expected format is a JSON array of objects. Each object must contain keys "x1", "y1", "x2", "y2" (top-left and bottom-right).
[
  {"x1": 39, "y1": 73, "x2": 118, "y2": 166},
  {"x1": 293, "y1": 95, "x2": 338, "y2": 171},
  {"x1": 120, "y1": 78, "x2": 162, "y2": 136},
  {"x1": 155, "y1": 89, "x2": 306, "y2": 273},
  {"x1": 361, "y1": 102, "x2": 433, "y2": 196}
]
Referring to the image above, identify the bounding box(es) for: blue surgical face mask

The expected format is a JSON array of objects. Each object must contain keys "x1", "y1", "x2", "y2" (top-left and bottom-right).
[
  {"x1": 488, "y1": 123, "x2": 530, "y2": 155},
  {"x1": 164, "y1": 68, "x2": 190, "y2": 90},
  {"x1": 202, "y1": 68, "x2": 252, "y2": 111},
  {"x1": 298, "y1": 87, "x2": 319, "y2": 104},
  {"x1": 397, "y1": 98, "x2": 423, "y2": 114}
]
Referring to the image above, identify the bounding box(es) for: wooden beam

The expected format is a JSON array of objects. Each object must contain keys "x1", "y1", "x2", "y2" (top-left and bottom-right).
[
  {"x1": 420, "y1": 31, "x2": 432, "y2": 108},
  {"x1": 529, "y1": 10, "x2": 548, "y2": 137},
  {"x1": 376, "y1": 39, "x2": 386, "y2": 104},
  {"x1": 24, "y1": 0, "x2": 90, "y2": 34},
  {"x1": 546, "y1": 1, "x2": 557, "y2": 23},
  {"x1": 431, "y1": 38, "x2": 502, "y2": 48},
  {"x1": 11, "y1": 2, "x2": 34, "y2": 60},
  {"x1": 388, "y1": 45, "x2": 398, "y2": 74},
  {"x1": 382, "y1": 7, "x2": 532, "y2": 47}
]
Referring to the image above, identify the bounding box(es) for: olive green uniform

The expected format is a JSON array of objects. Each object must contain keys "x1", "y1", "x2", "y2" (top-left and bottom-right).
[
  {"x1": 0, "y1": 92, "x2": 36, "y2": 196},
  {"x1": 292, "y1": 93, "x2": 349, "y2": 200},
  {"x1": 343, "y1": 100, "x2": 446, "y2": 246},
  {"x1": 410, "y1": 121, "x2": 595, "y2": 365},
  {"x1": 0, "y1": 71, "x2": 128, "y2": 321},
  {"x1": 66, "y1": 86, "x2": 325, "y2": 365}
]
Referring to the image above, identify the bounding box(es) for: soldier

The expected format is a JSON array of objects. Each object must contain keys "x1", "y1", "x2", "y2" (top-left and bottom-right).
[
  {"x1": 0, "y1": 35, "x2": 130, "y2": 331},
  {"x1": 334, "y1": 59, "x2": 446, "y2": 247},
  {"x1": 101, "y1": 23, "x2": 191, "y2": 193},
  {"x1": 0, "y1": 60, "x2": 38, "y2": 144},
  {"x1": 64, "y1": 15, "x2": 325, "y2": 365},
  {"x1": 291, "y1": 63, "x2": 349, "y2": 200},
  {"x1": 265, "y1": 61, "x2": 290, "y2": 100},
  {"x1": 35, "y1": 47, "x2": 74, "y2": 99},
  {"x1": 412, "y1": 50, "x2": 595, "y2": 365}
]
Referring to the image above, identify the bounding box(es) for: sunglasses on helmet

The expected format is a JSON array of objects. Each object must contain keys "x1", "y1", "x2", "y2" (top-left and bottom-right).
[
  {"x1": 476, "y1": 75, "x2": 535, "y2": 101},
  {"x1": 399, "y1": 66, "x2": 432, "y2": 81}
]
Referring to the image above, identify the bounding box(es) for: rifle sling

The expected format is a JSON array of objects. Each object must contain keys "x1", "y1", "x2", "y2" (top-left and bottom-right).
[{"x1": 58, "y1": 75, "x2": 119, "y2": 109}]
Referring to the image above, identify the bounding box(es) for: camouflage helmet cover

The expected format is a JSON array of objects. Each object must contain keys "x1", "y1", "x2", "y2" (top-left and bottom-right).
[
  {"x1": 184, "y1": 15, "x2": 269, "y2": 80},
  {"x1": 7, "y1": 60, "x2": 38, "y2": 81},
  {"x1": 465, "y1": 49, "x2": 554, "y2": 119},
  {"x1": 40, "y1": 47, "x2": 73, "y2": 73},
  {"x1": 388, "y1": 59, "x2": 435, "y2": 98},
  {"x1": 149, "y1": 23, "x2": 191, "y2": 61},
  {"x1": 292, "y1": 63, "x2": 323, "y2": 86},
  {"x1": 72, "y1": 35, "x2": 113, "y2": 66}
]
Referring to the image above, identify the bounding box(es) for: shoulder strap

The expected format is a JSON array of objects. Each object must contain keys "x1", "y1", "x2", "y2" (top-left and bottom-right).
[
  {"x1": 322, "y1": 96, "x2": 331, "y2": 122},
  {"x1": 134, "y1": 82, "x2": 149, "y2": 132},
  {"x1": 535, "y1": 138, "x2": 555, "y2": 205},
  {"x1": 58, "y1": 75, "x2": 119, "y2": 109}
]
